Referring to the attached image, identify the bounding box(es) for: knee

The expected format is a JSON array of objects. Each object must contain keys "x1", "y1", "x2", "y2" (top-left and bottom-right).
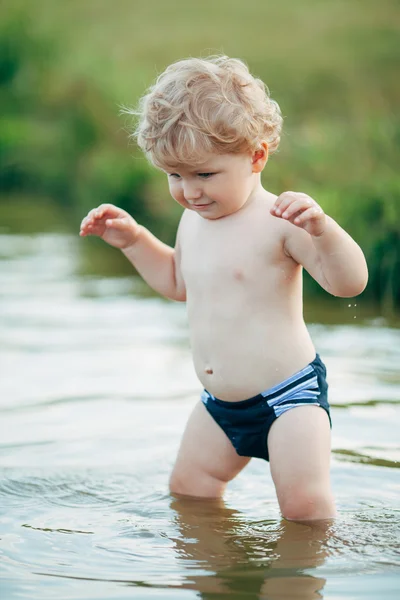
[
  {"x1": 169, "y1": 472, "x2": 192, "y2": 497},
  {"x1": 279, "y1": 486, "x2": 336, "y2": 521},
  {"x1": 169, "y1": 471, "x2": 225, "y2": 499}
]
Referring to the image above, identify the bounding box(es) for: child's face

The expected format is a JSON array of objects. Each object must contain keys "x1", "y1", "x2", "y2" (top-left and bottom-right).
[{"x1": 165, "y1": 152, "x2": 259, "y2": 219}]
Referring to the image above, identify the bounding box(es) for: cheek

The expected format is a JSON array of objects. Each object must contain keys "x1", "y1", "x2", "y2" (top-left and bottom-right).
[
  {"x1": 169, "y1": 185, "x2": 187, "y2": 207},
  {"x1": 225, "y1": 178, "x2": 244, "y2": 196},
  {"x1": 168, "y1": 183, "x2": 180, "y2": 198}
]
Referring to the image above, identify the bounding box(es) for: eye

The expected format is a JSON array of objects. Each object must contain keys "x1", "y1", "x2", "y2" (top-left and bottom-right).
[
  {"x1": 169, "y1": 173, "x2": 181, "y2": 179},
  {"x1": 198, "y1": 172, "x2": 214, "y2": 178}
]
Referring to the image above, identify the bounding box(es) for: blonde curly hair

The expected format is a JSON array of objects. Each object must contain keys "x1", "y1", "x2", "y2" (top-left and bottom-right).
[{"x1": 124, "y1": 55, "x2": 282, "y2": 170}]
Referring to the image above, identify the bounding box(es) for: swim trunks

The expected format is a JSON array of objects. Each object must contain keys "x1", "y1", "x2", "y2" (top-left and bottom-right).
[{"x1": 201, "y1": 354, "x2": 331, "y2": 461}]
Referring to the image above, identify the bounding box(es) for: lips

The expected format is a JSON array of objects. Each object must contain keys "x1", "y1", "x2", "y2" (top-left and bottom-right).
[{"x1": 192, "y1": 203, "x2": 212, "y2": 209}]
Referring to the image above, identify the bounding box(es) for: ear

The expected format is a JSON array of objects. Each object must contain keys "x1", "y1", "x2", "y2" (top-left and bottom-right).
[{"x1": 251, "y1": 142, "x2": 268, "y2": 173}]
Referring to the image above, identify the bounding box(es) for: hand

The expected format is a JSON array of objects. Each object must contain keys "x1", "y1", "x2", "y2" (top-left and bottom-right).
[
  {"x1": 270, "y1": 192, "x2": 326, "y2": 237},
  {"x1": 79, "y1": 204, "x2": 140, "y2": 249}
]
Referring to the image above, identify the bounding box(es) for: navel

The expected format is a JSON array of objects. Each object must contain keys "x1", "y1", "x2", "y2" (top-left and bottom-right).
[{"x1": 233, "y1": 268, "x2": 244, "y2": 281}]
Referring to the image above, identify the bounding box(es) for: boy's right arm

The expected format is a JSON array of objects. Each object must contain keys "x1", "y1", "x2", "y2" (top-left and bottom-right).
[
  {"x1": 80, "y1": 204, "x2": 186, "y2": 302},
  {"x1": 122, "y1": 226, "x2": 186, "y2": 301}
]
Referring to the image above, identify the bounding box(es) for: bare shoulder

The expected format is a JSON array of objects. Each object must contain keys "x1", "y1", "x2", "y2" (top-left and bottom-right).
[
  {"x1": 259, "y1": 191, "x2": 294, "y2": 239},
  {"x1": 260, "y1": 191, "x2": 309, "y2": 265},
  {"x1": 267, "y1": 192, "x2": 319, "y2": 266}
]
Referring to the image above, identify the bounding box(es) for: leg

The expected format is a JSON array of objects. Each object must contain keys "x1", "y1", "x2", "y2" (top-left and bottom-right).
[
  {"x1": 169, "y1": 401, "x2": 251, "y2": 498},
  {"x1": 268, "y1": 406, "x2": 336, "y2": 521}
]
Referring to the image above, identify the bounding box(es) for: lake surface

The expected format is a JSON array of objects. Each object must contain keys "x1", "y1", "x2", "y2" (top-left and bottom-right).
[{"x1": 1, "y1": 233, "x2": 399, "y2": 599}]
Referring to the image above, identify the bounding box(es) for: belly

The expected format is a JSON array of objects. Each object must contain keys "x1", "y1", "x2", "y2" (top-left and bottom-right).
[{"x1": 188, "y1": 303, "x2": 316, "y2": 401}]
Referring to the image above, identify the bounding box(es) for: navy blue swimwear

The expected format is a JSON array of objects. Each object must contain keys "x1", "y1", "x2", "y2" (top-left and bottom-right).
[{"x1": 201, "y1": 354, "x2": 331, "y2": 462}]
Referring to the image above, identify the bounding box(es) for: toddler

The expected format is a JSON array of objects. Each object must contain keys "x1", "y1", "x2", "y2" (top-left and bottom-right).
[{"x1": 80, "y1": 56, "x2": 368, "y2": 520}]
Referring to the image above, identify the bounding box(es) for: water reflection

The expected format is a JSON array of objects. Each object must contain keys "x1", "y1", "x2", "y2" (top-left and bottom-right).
[{"x1": 170, "y1": 496, "x2": 333, "y2": 599}]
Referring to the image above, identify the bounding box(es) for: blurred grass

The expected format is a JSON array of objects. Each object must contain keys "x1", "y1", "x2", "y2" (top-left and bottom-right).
[{"x1": 0, "y1": 0, "x2": 399, "y2": 310}]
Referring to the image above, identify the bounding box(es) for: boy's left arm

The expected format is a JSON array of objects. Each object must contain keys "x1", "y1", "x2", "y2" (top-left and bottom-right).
[{"x1": 271, "y1": 192, "x2": 368, "y2": 297}]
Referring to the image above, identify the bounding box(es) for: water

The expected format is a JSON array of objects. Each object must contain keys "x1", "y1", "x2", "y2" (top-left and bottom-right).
[{"x1": 1, "y1": 233, "x2": 399, "y2": 599}]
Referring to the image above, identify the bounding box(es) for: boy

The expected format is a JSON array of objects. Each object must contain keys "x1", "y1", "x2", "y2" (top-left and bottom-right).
[{"x1": 80, "y1": 56, "x2": 368, "y2": 520}]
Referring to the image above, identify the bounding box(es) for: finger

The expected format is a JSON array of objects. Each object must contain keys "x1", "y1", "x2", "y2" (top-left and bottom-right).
[
  {"x1": 281, "y1": 198, "x2": 313, "y2": 219},
  {"x1": 105, "y1": 216, "x2": 130, "y2": 229},
  {"x1": 80, "y1": 213, "x2": 97, "y2": 232},
  {"x1": 81, "y1": 206, "x2": 113, "y2": 227},
  {"x1": 79, "y1": 226, "x2": 93, "y2": 237},
  {"x1": 88, "y1": 208, "x2": 99, "y2": 219},
  {"x1": 80, "y1": 213, "x2": 93, "y2": 227},
  {"x1": 81, "y1": 221, "x2": 106, "y2": 237},
  {"x1": 275, "y1": 191, "x2": 297, "y2": 205},
  {"x1": 271, "y1": 193, "x2": 290, "y2": 213},
  {"x1": 272, "y1": 192, "x2": 298, "y2": 216},
  {"x1": 80, "y1": 215, "x2": 105, "y2": 232},
  {"x1": 95, "y1": 204, "x2": 122, "y2": 220},
  {"x1": 79, "y1": 222, "x2": 94, "y2": 236},
  {"x1": 292, "y1": 206, "x2": 323, "y2": 226},
  {"x1": 79, "y1": 218, "x2": 91, "y2": 232}
]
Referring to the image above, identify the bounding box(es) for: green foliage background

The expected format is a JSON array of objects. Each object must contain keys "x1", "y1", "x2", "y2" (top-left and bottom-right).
[{"x1": 1, "y1": 0, "x2": 399, "y2": 311}]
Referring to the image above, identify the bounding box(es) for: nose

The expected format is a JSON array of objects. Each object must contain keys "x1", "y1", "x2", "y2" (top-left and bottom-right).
[{"x1": 182, "y1": 179, "x2": 202, "y2": 201}]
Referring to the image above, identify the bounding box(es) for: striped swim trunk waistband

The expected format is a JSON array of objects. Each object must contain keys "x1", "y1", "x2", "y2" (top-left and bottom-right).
[{"x1": 201, "y1": 354, "x2": 331, "y2": 462}]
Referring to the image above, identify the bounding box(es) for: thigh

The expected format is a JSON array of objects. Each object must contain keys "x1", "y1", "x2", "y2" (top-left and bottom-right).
[
  {"x1": 268, "y1": 406, "x2": 333, "y2": 498},
  {"x1": 170, "y1": 401, "x2": 251, "y2": 497}
]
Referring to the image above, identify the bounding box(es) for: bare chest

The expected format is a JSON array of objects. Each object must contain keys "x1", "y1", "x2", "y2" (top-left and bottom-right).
[{"x1": 180, "y1": 212, "x2": 284, "y2": 291}]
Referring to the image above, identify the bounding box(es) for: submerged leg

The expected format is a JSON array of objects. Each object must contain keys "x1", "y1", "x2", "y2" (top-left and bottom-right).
[{"x1": 169, "y1": 401, "x2": 250, "y2": 498}]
